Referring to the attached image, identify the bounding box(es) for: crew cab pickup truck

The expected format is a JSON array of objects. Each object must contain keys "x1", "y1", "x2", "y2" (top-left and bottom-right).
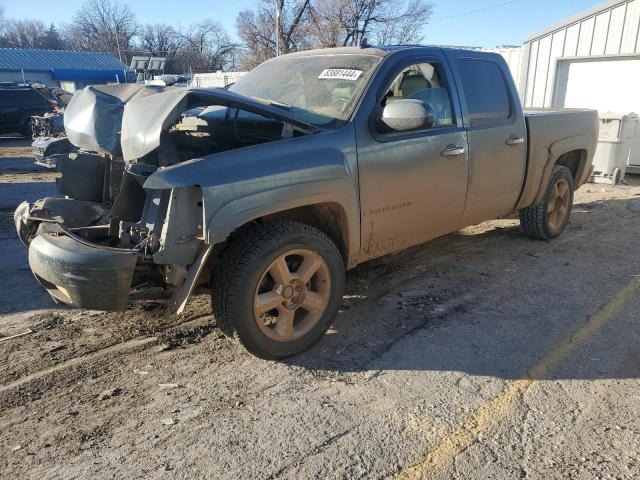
[{"x1": 14, "y1": 46, "x2": 598, "y2": 359}]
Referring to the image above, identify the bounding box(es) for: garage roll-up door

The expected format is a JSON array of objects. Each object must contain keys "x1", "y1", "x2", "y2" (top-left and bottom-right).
[{"x1": 554, "y1": 57, "x2": 640, "y2": 113}]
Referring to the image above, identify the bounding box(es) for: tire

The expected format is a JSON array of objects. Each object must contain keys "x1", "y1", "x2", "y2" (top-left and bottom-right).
[
  {"x1": 519, "y1": 165, "x2": 574, "y2": 240},
  {"x1": 212, "y1": 221, "x2": 345, "y2": 359}
]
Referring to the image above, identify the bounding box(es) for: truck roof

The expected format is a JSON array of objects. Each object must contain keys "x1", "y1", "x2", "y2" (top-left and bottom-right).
[{"x1": 279, "y1": 45, "x2": 498, "y2": 59}]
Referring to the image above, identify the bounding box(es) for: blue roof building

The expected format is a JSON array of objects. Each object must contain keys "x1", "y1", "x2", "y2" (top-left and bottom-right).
[{"x1": 0, "y1": 48, "x2": 136, "y2": 91}]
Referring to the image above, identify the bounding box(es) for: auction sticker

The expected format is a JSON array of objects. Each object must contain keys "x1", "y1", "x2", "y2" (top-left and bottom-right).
[{"x1": 318, "y1": 69, "x2": 363, "y2": 81}]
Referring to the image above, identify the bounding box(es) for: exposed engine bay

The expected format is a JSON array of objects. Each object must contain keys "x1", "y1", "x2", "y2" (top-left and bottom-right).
[{"x1": 15, "y1": 83, "x2": 315, "y2": 310}]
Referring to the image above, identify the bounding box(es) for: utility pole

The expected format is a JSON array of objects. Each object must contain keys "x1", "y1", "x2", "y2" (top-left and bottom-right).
[
  {"x1": 115, "y1": 29, "x2": 123, "y2": 63},
  {"x1": 275, "y1": 0, "x2": 281, "y2": 56}
]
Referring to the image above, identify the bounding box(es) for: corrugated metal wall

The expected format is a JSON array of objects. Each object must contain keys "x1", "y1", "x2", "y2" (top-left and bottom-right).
[{"x1": 522, "y1": 0, "x2": 640, "y2": 107}]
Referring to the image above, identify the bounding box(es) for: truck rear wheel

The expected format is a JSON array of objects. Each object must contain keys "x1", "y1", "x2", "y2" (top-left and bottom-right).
[
  {"x1": 519, "y1": 165, "x2": 574, "y2": 240},
  {"x1": 212, "y1": 221, "x2": 345, "y2": 359}
]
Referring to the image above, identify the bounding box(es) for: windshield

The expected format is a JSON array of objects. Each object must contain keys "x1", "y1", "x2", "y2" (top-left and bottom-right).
[{"x1": 229, "y1": 54, "x2": 380, "y2": 126}]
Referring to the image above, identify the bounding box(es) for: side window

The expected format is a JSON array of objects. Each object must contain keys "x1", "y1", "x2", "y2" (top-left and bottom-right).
[
  {"x1": 18, "y1": 90, "x2": 49, "y2": 107},
  {"x1": 382, "y1": 63, "x2": 454, "y2": 128},
  {"x1": 456, "y1": 59, "x2": 511, "y2": 126}
]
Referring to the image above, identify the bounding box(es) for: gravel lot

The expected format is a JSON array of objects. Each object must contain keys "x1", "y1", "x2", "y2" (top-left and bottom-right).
[{"x1": 1, "y1": 136, "x2": 640, "y2": 479}]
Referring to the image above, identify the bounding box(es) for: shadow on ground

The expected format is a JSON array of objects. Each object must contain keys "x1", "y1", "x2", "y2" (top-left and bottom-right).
[{"x1": 283, "y1": 196, "x2": 640, "y2": 382}]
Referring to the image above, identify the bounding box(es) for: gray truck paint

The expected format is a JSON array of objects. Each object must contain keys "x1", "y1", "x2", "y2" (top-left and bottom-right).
[{"x1": 16, "y1": 46, "x2": 598, "y2": 312}]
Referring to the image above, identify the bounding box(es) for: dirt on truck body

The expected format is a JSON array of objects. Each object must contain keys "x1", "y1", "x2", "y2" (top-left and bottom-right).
[{"x1": 14, "y1": 46, "x2": 599, "y2": 359}]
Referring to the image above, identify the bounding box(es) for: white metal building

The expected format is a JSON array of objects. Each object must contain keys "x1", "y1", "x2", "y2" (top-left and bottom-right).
[
  {"x1": 493, "y1": 45, "x2": 524, "y2": 81},
  {"x1": 521, "y1": 0, "x2": 640, "y2": 112}
]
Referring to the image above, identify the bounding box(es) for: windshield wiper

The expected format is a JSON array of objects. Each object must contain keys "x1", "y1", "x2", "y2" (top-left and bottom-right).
[{"x1": 251, "y1": 96, "x2": 292, "y2": 111}]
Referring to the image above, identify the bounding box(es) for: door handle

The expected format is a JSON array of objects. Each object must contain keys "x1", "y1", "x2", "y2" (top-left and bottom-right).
[
  {"x1": 505, "y1": 135, "x2": 524, "y2": 145},
  {"x1": 441, "y1": 145, "x2": 465, "y2": 157}
]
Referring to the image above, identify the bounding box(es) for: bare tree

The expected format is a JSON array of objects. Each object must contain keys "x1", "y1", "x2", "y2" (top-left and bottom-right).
[
  {"x1": 236, "y1": 0, "x2": 432, "y2": 68},
  {"x1": 237, "y1": 0, "x2": 313, "y2": 69},
  {"x1": 140, "y1": 23, "x2": 180, "y2": 57},
  {"x1": 310, "y1": 0, "x2": 433, "y2": 47},
  {"x1": 174, "y1": 20, "x2": 238, "y2": 73},
  {"x1": 368, "y1": 0, "x2": 433, "y2": 45},
  {"x1": 0, "y1": 19, "x2": 48, "y2": 48},
  {"x1": 63, "y1": 0, "x2": 138, "y2": 61}
]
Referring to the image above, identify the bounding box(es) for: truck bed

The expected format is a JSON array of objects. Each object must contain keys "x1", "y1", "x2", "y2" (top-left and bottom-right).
[{"x1": 515, "y1": 108, "x2": 599, "y2": 210}]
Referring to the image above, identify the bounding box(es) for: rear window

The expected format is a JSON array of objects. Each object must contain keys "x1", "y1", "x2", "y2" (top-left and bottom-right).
[{"x1": 456, "y1": 59, "x2": 511, "y2": 126}]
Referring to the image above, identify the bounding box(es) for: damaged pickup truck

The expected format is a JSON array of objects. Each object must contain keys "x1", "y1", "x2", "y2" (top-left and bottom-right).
[{"x1": 14, "y1": 46, "x2": 598, "y2": 358}]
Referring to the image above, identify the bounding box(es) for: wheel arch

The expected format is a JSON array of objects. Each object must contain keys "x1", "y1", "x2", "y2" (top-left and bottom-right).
[
  {"x1": 531, "y1": 135, "x2": 593, "y2": 206},
  {"x1": 206, "y1": 181, "x2": 359, "y2": 268},
  {"x1": 173, "y1": 198, "x2": 353, "y2": 315},
  {"x1": 259, "y1": 203, "x2": 350, "y2": 265}
]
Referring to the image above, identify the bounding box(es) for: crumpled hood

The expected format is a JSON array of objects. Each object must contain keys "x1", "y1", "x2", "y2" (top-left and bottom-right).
[
  {"x1": 120, "y1": 88, "x2": 319, "y2": 162},
  {"x1": 64, "y1": 84, "x2": 319, "y2": 161},
  {"x1": 63, "y1": 84, "x2": 163, "y2": 155}
]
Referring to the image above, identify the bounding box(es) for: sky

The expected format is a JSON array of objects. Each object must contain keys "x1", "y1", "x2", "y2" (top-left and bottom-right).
[{"x1": 1, "y1": 0, "x2": 606, "y2": 48}]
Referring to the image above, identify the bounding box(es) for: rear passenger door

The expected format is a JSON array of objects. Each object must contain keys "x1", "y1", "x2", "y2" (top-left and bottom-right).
[{"x1": 445, "y1": 50, "x2": 527, "y2": 226}]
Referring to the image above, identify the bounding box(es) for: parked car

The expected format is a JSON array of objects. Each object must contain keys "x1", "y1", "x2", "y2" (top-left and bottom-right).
[
  {"x1": 14, "y1": 46, "x2": 598, "y2": 358},
  {"x1": 0, "y1": 82, "x2": 62, "y2": 138}
]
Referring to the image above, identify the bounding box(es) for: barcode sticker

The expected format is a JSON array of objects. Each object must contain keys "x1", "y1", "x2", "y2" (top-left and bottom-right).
[{"x1": 318, "y1": 69, "x2": 363, "y2": 81}]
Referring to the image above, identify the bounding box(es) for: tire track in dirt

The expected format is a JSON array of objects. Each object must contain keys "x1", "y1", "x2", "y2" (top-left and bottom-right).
[
  {"x1": 0, "y1": 336, "x2": 158, "y2": 396},
  {"x1": 0, "y1": 312, "x2": 224, "y2": 411},
  {"x1": 0, "y1": 300, "x2": 215, "y2": 385}
]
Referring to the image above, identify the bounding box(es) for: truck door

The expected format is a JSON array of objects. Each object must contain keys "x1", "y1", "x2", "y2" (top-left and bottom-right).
[
  {"x1": 444, "y1": 50, "x2": 527, "y2": 226},
  {"x1": 355, "y1": 55, "x2": 469, "y2": 260}
]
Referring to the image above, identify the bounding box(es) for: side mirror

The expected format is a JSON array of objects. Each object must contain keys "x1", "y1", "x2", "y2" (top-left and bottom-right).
[{"x1": 378, "y1": 99, "x2": 435, "y2": 132}]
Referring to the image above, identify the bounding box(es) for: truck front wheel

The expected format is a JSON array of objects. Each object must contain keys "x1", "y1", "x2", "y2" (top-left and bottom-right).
[
  {"x1": 519, "y1": 165, "x2": 574, "y2": 240},
  {"x1": 212, "y1": 221, "x2": 345, "y2": 359}
]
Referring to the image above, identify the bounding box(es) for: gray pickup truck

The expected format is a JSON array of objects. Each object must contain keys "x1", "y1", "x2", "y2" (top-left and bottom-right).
[{"x1": 14, "y1": 46, "x2": 598, "y2": 358}]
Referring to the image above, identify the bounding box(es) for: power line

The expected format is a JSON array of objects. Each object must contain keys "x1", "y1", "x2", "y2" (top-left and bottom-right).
[{"x1": 433, "y1": 0, "x2": 523, "y2": 21}]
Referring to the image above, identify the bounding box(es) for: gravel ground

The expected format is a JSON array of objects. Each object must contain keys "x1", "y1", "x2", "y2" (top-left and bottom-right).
[{"x1": 1, "y1": 136, "x2": 639, "y2": 479}]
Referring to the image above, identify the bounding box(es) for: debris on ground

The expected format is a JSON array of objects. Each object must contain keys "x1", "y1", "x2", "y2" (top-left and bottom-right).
[
  {"x1": 158, "y1": 383, "x2": 184, "y2": 389},
  {"x1": 99, "y1": 388, "x2": 123, "y2": 400},
  {"x1": 0, "y1": 329, "x2": 33, "y2": 342}
]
